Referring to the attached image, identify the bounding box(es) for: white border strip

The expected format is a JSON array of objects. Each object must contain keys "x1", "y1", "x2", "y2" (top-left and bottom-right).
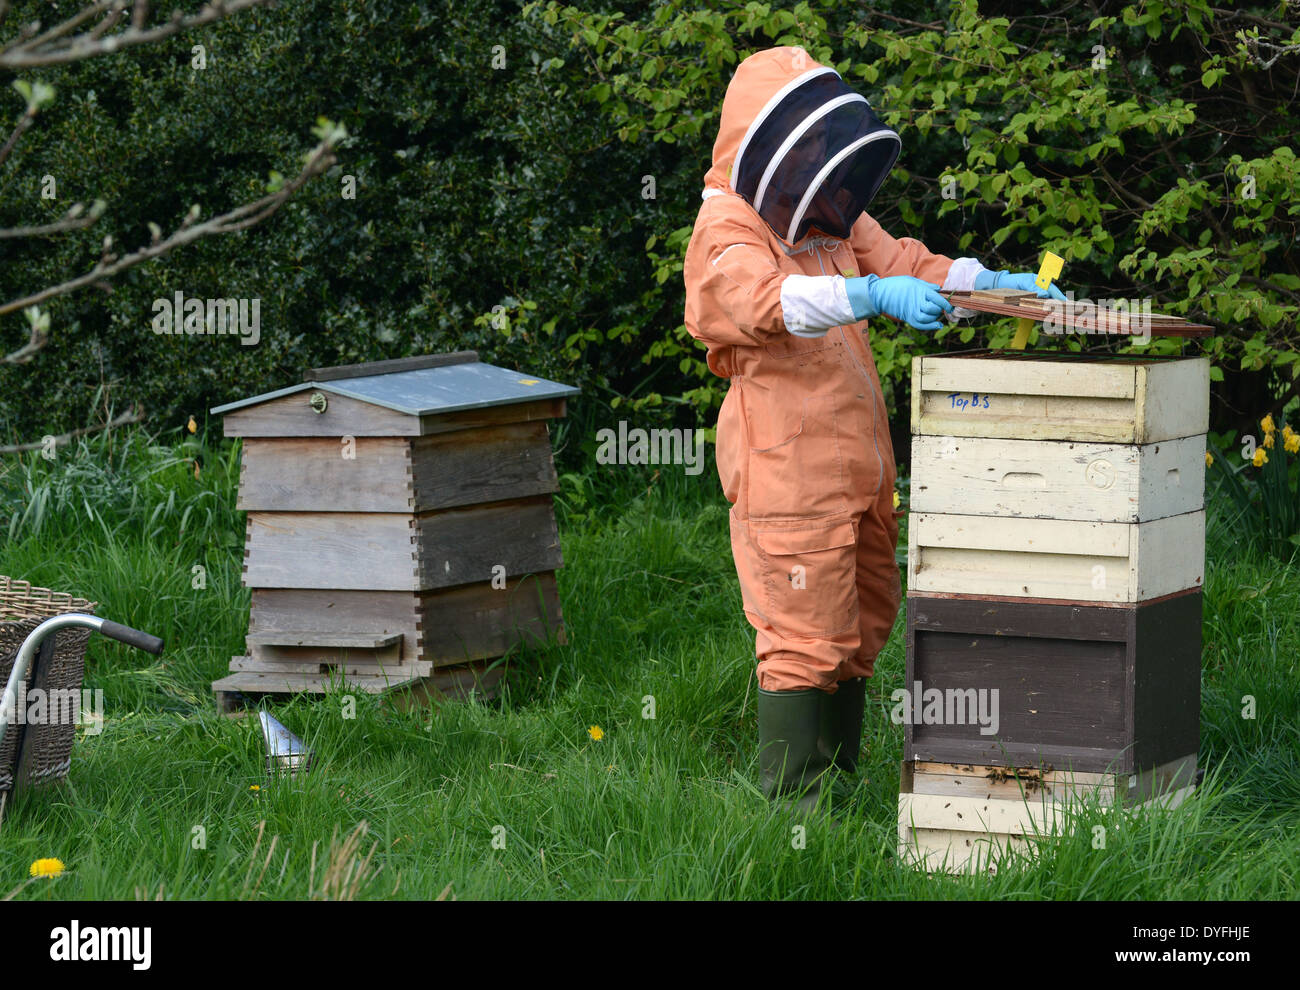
[
  {"x1": 786, "y1": 129, "x2": 901, "y2": 242},
  {"x1": 753, "y1": 93, "x2": 868, "y2": 212},
  {"x1": 731, "y1": 66, "x2": 838, "y2": 190}
]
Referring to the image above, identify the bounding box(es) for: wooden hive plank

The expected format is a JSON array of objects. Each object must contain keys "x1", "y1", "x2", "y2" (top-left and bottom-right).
[
  {"x1": 246, "y1": 632, "x2": 403, "y2": 649},
  {"x1": 213, "y1": 668, "x2": 422, "y2": 695},
  {"x1": 419, "y1": 398, "x2": 568, "y2": 436},
  {"x1": 907, "y1": 755, "x2": 1198, "y2": 805},
  {"x1": 243, "y1": 577, "x2": 564, "y2": 670},
  {"x1": 237, "y1": 424, "x2": 561, "y2": 513},
  {"x1": 911, "y1": 353, "x2": 1209, "y2": 443},
  {"x1": 899, "y1": 790, "x2": 1076, "y2": 834},
  {"x1": 238, "y1": 437, "x2": 415, "y2": 512},
  {"x1": 213, "y1": 659, "x2": 507, "y2": 711},
  {"x1": 417, "y1": 572, "x2": 565, "y2": 665},
  {"x1": 415, "y1": 495, "x2": 563, "y2": 591},
  {"x1": 243, "y1": 511, "x2": 418, "y2": 590},
  {"x1": 897, "y1": 826, "x2": 1033, "y2": 874},
  {"x1": 224, "y1": 390, "x2": 422, "y2": 438},
  {"x1": 248, "y1": 588, "x2": 422, "y2": 658},
  {"x1": 907, "y1": 510, "x2": 1204, "y2": 603},
  {"x1": 410, "y1": 421, "x2": 559, "y2": 511},
  {"x1": 909, "y1": 435, "x2": 1205, "y2": 523},
  {"x1": 230, "y1": 656, "x2": 433, "y2": 677}
]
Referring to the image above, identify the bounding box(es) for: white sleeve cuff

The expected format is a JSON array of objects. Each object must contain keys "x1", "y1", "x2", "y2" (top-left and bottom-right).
[
  {"x1": 941, "y1": 257, "x2": 987, "y2": 321},
  {"x1": 942, "y1": 257, "x2": 986, "y2": 292},
  {"x1": 780, "y1": 274, "x2": 857, "y2": 337}
]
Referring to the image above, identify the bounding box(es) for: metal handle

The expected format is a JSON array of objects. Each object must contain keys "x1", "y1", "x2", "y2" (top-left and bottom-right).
[
  {"x1": 98, "y1": 619, "x2": 164, "y2": 655},
  {"x1": 1, "y1": 613, "x2": 164, "y2": 740}
]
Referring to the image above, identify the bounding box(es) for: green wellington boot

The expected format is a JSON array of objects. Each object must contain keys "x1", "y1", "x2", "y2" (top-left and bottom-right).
[
  {"x1": 828, "y1": 677, "x2": 867, "y2": 776},
  {"x1": 757, "y1": 687, "x2": 836, "y2": 813}
]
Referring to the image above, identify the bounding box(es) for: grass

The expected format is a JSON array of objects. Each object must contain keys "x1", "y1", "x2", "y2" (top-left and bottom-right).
[{"x1": 0, "y1": 427, "x2": 1297, "y2": 899}]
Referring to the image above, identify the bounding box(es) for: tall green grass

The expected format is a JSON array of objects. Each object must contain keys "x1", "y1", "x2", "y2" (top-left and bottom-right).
[{"x1": 0, "y1": 428, "x2": 1296, "y2": 899}]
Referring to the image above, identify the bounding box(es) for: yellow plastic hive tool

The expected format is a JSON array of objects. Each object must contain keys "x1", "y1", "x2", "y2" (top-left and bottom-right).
[{"x1": 1009, "y1": 251, "x2": 1064, "y2": 349}]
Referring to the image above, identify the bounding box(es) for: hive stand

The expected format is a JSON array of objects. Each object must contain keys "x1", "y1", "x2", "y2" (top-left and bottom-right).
[
  {"x1": 898, "y1": 350, "x2": 1208, "y2": 873},
  {"x1": 210, "y1": 351, "x2": 578, "y2": 710}
]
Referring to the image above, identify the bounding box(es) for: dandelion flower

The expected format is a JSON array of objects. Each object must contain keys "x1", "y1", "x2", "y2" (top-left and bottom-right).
[
  {"x1": 1286, "y1": 433, "x2": 1300, "y2": 455},
  {"x1": 1261, "y1": 413, "x2": 1276, "y2": 434},
  {"x1": 29, "y1": 858, "x2": 64, "y2": 879},
  {"x1": 588, "y1": 725, "x2": 604, "y2": 742},
  {"x1": 1205, "y1": 451, "x2": 1213, "y2": 468},
  {"x1": 892, "y1": 491, "x2": 901, "y2": 510},
  {"x1": 1252, "y1": 447, "x2": 1268, "y2": 467},
  {"x1": 249, "y1": 784, "x2": 261, "y2": 792}
]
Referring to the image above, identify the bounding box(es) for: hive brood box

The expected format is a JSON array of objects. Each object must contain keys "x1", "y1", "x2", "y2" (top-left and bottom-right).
[
  {"x1": 209, "y1": 351, "x2": 578, "y2": 709},
  {"x1": 899, "y1": 349, "x2": 1208, "y2": 871}
]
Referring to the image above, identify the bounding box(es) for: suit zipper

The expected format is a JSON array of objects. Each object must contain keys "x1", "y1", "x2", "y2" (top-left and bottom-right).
[{"x1": 818, "y1": 242, "x2": 886, "y2": 498}]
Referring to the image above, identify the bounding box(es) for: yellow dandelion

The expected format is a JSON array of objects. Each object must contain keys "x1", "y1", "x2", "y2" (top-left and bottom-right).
[
  {"x1": 1285, "y1": 433, "x2": 1300, "y2": 455},
  {"x1": 1205, "y1": 451, "x2": 1213, "y2": 468},
  {"x1": 892, "y1": 490, "x2": 901, "y2": 510},
  {"x1": 1261, "y1": 413, "x2": 1276, "y2": 434},
  {"x1": 249, "y1": 784, "x2": 261, "y2": 792},
  {"x1": 1252, "y1": 447, "x2": 1268, "y2": 467},
  {"x1": 588, "y1": 725, "x2": 604, "y2": 742},
  {"x1": 29, "y1": 858, "x2": 65, "y2": 879},
  {"x1": 1263, "y1": 431, "x2": 1275, "y2": 449}
]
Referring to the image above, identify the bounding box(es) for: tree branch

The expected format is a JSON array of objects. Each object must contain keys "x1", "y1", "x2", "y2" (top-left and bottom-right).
[
  {"x1": 0, "y1": 105, "x2": 32, "y2": 168},
  {"x1": 0, "y1": 202, "x2": 103, "y2": 239},
  {"x1": 0, "y1": 404, "x2": 144, "y2": 453},
  {"x1": 1, "y1": 138, "x2": 337, "y2": 361},
  {"x1": 0, "y1": 0, "x2": 272, "y2": 69}
]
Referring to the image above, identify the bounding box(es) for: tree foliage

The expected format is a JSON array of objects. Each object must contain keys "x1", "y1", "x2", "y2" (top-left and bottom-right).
[{"x1": 2, "y1": 0, "x2": 1297, "y2": 444}]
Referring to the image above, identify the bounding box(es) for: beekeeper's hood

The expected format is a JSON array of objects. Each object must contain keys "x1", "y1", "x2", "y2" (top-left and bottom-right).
[{"x1": 702, "y1": 46, "x2": 900, "y2": 246}]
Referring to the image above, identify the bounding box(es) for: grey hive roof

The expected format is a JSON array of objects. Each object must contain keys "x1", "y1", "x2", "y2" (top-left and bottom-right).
[{"x1": 211, "y1": 360, "x2": 580, "y2": 417}]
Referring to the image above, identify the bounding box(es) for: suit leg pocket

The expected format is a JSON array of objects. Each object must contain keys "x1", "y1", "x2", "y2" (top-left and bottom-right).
[{"x1": 756, "y1": 517, "x2": 859, "y2": 639}]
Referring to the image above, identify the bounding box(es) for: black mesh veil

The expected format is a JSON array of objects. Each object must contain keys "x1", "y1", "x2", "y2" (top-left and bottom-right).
[{"x1": 732, "y1": 68, "x2": 900, "y2": 243}]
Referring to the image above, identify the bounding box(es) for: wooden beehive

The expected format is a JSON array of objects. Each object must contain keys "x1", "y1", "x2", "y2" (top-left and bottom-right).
[
  {"x1": 209, "y1": 351, "x2": 578, "y2": 709},
  {"x1": 899, "y1": 349, "x2": 1208, "y2": 870}
]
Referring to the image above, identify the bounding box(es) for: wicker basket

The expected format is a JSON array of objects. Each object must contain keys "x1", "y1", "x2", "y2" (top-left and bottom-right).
[{"x1": 0, "y1": 577, "x2": 97, "y2": 796}]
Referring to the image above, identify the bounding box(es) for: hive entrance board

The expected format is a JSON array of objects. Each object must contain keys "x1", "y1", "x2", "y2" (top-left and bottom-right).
[{"x1": 943, "y1": 289, "x2": 1213, "y2": 337}]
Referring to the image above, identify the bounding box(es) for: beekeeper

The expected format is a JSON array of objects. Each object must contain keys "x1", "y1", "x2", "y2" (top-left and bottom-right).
[{"x1": 683, "y1": 46, "x2": 1065, "y2": 810}]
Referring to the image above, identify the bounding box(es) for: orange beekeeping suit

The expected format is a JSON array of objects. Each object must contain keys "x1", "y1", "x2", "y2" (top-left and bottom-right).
[{"x1": 684, "y1": 47, "x2": 980, "y2": 692}]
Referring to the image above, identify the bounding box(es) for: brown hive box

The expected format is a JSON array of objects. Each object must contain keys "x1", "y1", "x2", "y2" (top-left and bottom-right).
[{"x1": 209, "y1": 351, "x2": 578, "y2": 709}]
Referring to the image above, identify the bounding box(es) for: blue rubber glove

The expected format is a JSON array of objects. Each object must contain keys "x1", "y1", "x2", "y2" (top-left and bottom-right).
[
  {"x1": 845, "y1": 274, "x2": 953, "y2": 332},
  {"x1": 974, "y1": 268, "x2": 1068, "y2": 302}
]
